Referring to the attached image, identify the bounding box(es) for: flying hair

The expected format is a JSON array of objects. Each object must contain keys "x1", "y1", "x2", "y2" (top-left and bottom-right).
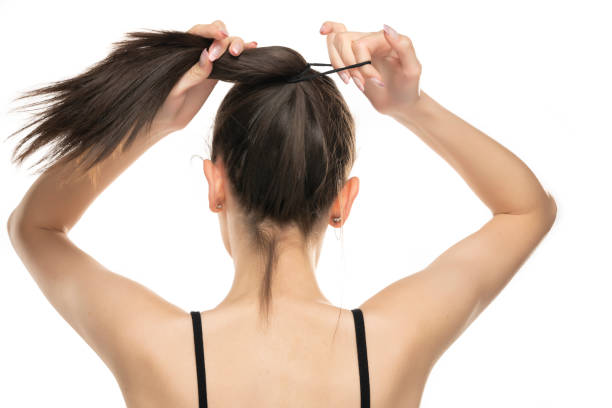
[{"x1": 6, "y1": 29, "x2": 358, "y2": 326}]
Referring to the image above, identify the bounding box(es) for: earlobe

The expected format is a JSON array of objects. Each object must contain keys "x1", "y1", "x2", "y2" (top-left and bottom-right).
[
  {"x1": 203, "y1": 159, "x2": 217, "y2": 212},
  {"x1": 204, "y1": 159, "x2": 226, "y2": 213},
  {"x1": 329, "y1": 176, "x2": 359, "y2": 228}
]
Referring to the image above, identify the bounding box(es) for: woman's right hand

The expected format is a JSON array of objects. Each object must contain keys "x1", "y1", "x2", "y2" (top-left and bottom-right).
[{"x1": 319, "y1": 21, "x2": 423, "y2": 118}]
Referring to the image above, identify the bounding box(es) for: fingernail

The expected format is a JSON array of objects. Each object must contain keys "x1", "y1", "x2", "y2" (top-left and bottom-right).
[
  {"x1": 208, "y1": 45, "x2": 221, "y2": 61},
  {"x1": 353, "y1": 76, "x2": 364, "y2": 92},
  {"x1": 220, "y1": 28, "x2": 229, "y2": 37},
  {"x1": 383, "y1": 24, "x2": 398, "y2": 39},
  {"x1": 230, "y1": 43, "x2": 242, "y2": 55},
  {"x1": 368, "y1": 77, "x2": 385, "y2": 88},
  {"x1": 252, "y1": 41, "x2": 258, "y2": 47},
  {"x1": 340, "y1": 71, "x2": 350, "y2": 84},
  {"x1": 199, "y1": 49, "x2": 208, "y2": 67},
  {"x1": 320, "y1": 23, "x2": 327, "y2": 33}
]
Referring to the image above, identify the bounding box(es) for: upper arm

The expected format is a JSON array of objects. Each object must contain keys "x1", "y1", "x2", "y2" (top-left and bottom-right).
[
  {"x1": 360, "y1": 199, "x2": 557, "y2": 371},
  {"x1": 7, "y1": 217, "x2": 187, "y2": 383}
]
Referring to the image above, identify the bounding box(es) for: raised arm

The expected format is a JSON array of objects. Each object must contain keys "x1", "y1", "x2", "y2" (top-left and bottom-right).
[
  {"x1": 321, "y1": 21, "x2": 557, "y2": 377},
  {"x1": 6, "y1": 22, "x2": 254, "y2": 386},
  {"x1": 366, "y1": 88, "x2": 556, "y2": 373},
  {"x1": 393, "y1": 90, "x2": 556, "y2": 216}
]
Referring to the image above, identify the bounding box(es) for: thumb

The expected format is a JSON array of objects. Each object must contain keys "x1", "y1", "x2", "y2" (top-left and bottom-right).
[{"x1": 173, "y1": 48, "x2": 214, "y2": 96}]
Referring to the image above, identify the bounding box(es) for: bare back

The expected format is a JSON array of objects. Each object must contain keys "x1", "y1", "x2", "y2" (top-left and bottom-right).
[
  {"x1": 117, "y1": 208, "x2": 556, "y2": 408},
  {"x1": 117, "y1": 300, "x2": 428, "y2": 408}
]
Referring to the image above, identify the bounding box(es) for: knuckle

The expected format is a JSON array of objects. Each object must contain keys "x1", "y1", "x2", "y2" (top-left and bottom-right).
[
  {"x1": 326, "y1": 21, "x2": 346, "y2": 32},
  {"x1": 350, "y1": 41, "x2": 364, "y2": 54},
  {"x1": 191, "y1": 65, "x2": 204, "y2": 78},
  {"x1": 401, "y1": 36, "x2": 413, "y2": 48},
  {"x1": 329, "y1": 33, "x2": 339, "y2": 47},
  {"x1": 193, "y1": 61, "x2": 210, "y2": 77},
  {"x1": 336, "y1": 32, "x2": 349, "y2": 42},
  {"x1": 188, "y1": 24, "x2": 203, "y2": 34},
  {"x1": 404, "y1": 63, "x2": 421, "y2": 78}
]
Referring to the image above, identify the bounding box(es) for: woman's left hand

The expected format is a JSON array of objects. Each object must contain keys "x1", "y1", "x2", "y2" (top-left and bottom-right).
[{"x1": 151, "y1": 20, "x2": 257, "y2": 135}]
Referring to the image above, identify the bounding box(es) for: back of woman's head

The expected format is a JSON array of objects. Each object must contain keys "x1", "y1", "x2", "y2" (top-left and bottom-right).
[{"x1": 6, "y1": 29, "x2": 357, "y2": 323}]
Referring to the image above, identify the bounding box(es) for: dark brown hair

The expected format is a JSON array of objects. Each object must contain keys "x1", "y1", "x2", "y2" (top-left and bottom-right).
[{"x1": 6, "y1": 29, "x2": 356, "y2": 324}]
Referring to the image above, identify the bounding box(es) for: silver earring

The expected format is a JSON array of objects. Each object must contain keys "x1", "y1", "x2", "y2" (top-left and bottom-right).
[
  {"x1": 216, "y1": 203, "x2": 223, "y2": 209},
  {"x1": 333, "y1": 216, "x2": 341, "y2": 223}
]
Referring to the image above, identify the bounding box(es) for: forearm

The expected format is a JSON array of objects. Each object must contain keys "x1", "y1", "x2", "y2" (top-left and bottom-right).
[
  {"x1": 10, "y1": 127, "x2": 170, "y2": 233},
  {"x1": 393, "y1": 91, "x2": 555, "y2": 216}
]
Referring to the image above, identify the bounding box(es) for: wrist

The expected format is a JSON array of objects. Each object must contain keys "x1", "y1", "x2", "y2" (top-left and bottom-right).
[{"x1": 389, "y1": 90, "x2": 439, "y2": 129}]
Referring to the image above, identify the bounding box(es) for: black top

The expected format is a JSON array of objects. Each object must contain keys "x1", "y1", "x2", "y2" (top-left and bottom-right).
[{"x1": 190, "y1": 308, "x2": 370, "y2": 407}]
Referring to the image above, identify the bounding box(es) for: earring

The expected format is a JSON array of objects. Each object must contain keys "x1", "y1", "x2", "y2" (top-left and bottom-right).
[
  {"x1": 333, "y1": 216, "x2": 341, "y2": 223},
  {"x1": 216, "y1": 203, "x2": 223, "y2": 209}
]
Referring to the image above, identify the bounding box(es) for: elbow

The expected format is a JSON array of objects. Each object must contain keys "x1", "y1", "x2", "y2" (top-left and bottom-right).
[
  {"x1": 7, "y1": 210, "x2": 19, "y2": 248},
  {"x1": 7, "y1": 208, "x2": 34, "y2": 244},
  {"x1": 549, "y1": 195, "x2": 557, "y2": 220},
  {"x1": 7, "y1": 210, "x2": 16, "y2": 238},
  {"x1": 7, "y1": 208, "x2": 67, "y2": 240},
  {"x1": 541, "y1": 194, "x2": 558, "y2": 230}
]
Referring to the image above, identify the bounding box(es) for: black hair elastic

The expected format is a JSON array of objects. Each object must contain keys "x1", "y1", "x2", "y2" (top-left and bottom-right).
[{"x1": 285, "y1": 61, "x2": 371, "y2": 83}]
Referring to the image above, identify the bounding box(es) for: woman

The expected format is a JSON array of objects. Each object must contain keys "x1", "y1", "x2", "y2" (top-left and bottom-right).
[{"x1": 6, "y1": 19, "x2": 556, "y2": 407}]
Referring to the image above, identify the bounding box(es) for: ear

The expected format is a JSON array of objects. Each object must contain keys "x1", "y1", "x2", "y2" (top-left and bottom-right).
[
  {"x1": 329, "y1": 176, "x2": 359, "y2": 228},
  {"x1": 203, "y1": 159, "x2": 226, "y2": 212}
]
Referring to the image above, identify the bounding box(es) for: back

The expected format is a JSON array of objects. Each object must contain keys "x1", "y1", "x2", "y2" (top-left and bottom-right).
[
  {"x1": 116, "y1": 208, "x2": 555, "y2": 408},
  {"x1": 118, "y1": 301, "x2": 429, "y2": 408}
]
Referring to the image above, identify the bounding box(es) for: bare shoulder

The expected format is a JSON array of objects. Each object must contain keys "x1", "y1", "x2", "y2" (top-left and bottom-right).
[
  {"x1": 114, "y1": 309, "x2": 198, "y2": 408},
  {"x1": 359, "y1": 206, "x2": 557, "y2": 385},
  {"x1": 354, "y1": 301, "x2": 431, "y2": 407}
]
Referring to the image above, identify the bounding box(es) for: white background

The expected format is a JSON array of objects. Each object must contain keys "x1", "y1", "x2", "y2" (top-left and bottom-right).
[{"x1": 1, "y1": 0, "x2": 610, "y2": 406}]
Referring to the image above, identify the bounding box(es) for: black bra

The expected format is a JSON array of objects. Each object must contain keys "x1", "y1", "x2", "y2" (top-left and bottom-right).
[{"x1": 190, "y1": 308, "x2": 370, "y2": 407}]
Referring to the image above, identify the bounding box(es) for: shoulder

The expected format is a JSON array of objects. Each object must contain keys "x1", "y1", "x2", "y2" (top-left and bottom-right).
[
  {"x1": 117, "y1": 309, "x2": 198, "y2": 407},
  {"x1": 358, "y1": 304, "x2": 432, "y2": 405}
]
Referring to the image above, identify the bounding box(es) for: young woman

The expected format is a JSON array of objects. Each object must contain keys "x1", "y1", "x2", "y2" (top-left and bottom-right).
[{"x1": 7, "y1": 19, "x2": 556, "y2": 408}]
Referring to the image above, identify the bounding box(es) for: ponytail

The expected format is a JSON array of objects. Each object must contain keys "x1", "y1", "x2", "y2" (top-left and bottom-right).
[{"x1": 7, "y1": 28, "x2": 356, "y2": 323}]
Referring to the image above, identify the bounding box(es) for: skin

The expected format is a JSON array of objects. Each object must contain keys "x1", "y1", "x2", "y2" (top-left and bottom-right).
[{"x1": 7, "y1": 19, "x2": 557, "y2": 407}]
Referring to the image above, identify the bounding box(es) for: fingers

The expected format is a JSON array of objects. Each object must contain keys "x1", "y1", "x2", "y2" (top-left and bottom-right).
[
  {"x1": 320, "y1": 22, "x2": 383, "y2": 90},
  {"x1": 188, "y1": 21, "x2": 229, "y2": 62},
  {"x1": 178, "y1": 41, "x2": 253, "y2": 96},
  {"x1": 213, "y1": 36, "x2": 257, "y2": 59},
  {"x1": 320, "y1": 21, "x2": 347, "y2": 34},
  {"x1": 175, "y1": 20, "x2": 257, "y2": 95},
  {"x1": 320, "y1": 21, "x2": 351, "y2": 83},
  {"x1": 382, "y1": 24, "x2": 421, "y2": 75},
  {"x1": 188, "y1": 21, "x2": 229, "y2": 40},
  {"x1": 228, "y1": 37, "x2": 258, "y2": 56},
  {"x1": 189, "y1": 20, "x2": 256, "y2": 62},
  {"x1": 335, "y1": 33, "x2": 366, "y2": 89},
  {"x1": 326, "y1": 34, "x2": 352, "y2": 84},
  {"x1": 352, "y1": 31, "x2": 388, "y2": 88},
  {"x1": 229, "y1": 38, "x2": 258, "y2": 56}
]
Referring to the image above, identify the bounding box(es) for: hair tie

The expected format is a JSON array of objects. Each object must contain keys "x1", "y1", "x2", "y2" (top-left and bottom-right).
[{"x1": 285, "y1": 61, "x2": 371, "y2": 83}]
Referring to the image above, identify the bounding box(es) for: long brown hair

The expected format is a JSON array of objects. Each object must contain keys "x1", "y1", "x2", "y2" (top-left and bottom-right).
[{"x1": 6, "y1": 29, "x2": 357, "y2": 324}]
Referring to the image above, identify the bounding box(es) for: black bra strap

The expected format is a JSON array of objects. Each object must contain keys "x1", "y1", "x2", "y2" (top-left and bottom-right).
[
  {"x1": 190, "y1": 311, "x2": 208, "y2": 408},
  {"x1": 190, "y1": 309, "x2": 368, "y2": 407},
  {"x1": 351, "y1": 308, "x2": 371, "y2": 408}
]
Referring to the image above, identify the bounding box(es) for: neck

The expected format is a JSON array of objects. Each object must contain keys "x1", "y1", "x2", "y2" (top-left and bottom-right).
[{"x1": 217, "y1": 222, "x2": 330, "y2": 309}]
